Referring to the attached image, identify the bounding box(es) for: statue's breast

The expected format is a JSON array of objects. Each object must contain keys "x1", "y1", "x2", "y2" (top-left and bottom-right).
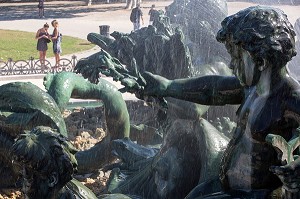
[
  {"x1": 248, "y1": 96, "x2": 284, "y2": 140},
  {"x1": 237, "y1": 91, "x2": 289, "y2": 141},
  {"x1": 224, "y1": 93, "x2": 294, "y2": 190}
]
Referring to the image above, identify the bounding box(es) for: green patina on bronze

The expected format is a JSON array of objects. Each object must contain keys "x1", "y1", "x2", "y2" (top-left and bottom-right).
[
  {"x1": 12, "y1": 126, "x2": 97, "y2": 199},
  {"x1": 1, "y1": 3, "x2": 299, "y2": 198},
  {"x1": 106, "y1": 118, "x2": 229, "y2": 199},
  {"x1": 44, "y1": 71, "x2": 130, "y2": 172},
  {"x1": 0, "y1": 82, "x2": 67, "y2": 137},
  {"x1": 266, "y1": 133, "x2": 300, "y2": 198},
  {"x1": 44, "y1": 71, "x2": 130, "y2": 139},
  {"x1": 266, "y1": 134, "x2": 300, "y2": 165},
  {"x1": 90, "y1": 5, "x2": 300, "y2": 199},
  {"x1": 0, "y1": 82, "x2": 67, "y2": 188}
]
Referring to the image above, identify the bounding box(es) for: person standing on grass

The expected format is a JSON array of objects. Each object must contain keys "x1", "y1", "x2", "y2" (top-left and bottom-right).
[
  {"x1": 130, "y1": 4, "x2": 144, "y2": 31},
  {"x1": 51, "y1": 20, "x2": 62, "y2": 67},
  {"x1": 36, "y1": 23, "x2": 50, "y2": 66},
  {"x1": 38, "y1": 0, "x2": 45, "y2": 18}
]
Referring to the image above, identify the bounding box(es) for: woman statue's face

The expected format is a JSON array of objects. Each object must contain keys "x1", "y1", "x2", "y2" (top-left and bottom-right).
[{"x1": 225, "y1": 41, "x2": 260, "y2": 87}]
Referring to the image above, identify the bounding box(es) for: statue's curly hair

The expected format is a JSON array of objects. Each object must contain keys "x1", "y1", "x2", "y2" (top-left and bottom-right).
[
  {"x1": 216, "y1": 6, "x2": 297, "y2": 68},
  {"x1": 12, "y1": 126, "x2": 78, "y2": 188}
]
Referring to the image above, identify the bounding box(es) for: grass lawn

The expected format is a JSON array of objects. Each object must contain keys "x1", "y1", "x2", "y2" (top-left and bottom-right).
[{"x1": 0, "y1": 29, "x2": 95, "y2": 61}]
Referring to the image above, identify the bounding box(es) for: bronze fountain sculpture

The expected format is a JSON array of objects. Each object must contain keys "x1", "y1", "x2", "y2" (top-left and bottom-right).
[
  {"x1": 12, "y1": 126, "x2": 97, "y2": 199},
  {"x1": 1, "y1": 4, "x2": 300, "y2": 199},
  {"x1": 0, "y1": 82, "x2": 68, "y2": 187},
  {"x1": 43, "y1": 71, "x2": 130, "y2": 173},
  {"x1": 75, "y1": 5, "x2": 300, "y2": 199}
]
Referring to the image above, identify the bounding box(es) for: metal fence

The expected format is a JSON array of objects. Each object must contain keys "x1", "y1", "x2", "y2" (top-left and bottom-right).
[{"x1": 0, "y1": 55, "x2": 77, "y2": 76}]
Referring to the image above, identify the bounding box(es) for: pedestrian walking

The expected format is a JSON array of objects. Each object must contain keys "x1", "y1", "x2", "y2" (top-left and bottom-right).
[
  {"x1": 130, "y1": 4, "x2": 144, "y2": 31},
  {"x1": 38, "y1": 0, "x2": 45, "y2": 18},
  {"x1": 148, "y1": 4, "x2": 158, "y2": 25}
]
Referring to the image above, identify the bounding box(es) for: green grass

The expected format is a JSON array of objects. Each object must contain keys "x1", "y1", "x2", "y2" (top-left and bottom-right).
[{"x1": 0, "y1": 29, "x2": 95, "y2": 61}]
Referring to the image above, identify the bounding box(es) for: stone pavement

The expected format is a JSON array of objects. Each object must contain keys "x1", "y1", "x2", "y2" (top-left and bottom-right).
[
  {"x1": 0, "y1": 1, "x2": 299, "y2": 40},
  {"x1": 0, "y1": 1, "x2": 173, "y2": 40}
]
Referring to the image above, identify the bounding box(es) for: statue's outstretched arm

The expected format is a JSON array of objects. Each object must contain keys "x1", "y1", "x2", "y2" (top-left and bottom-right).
[
  {"x1": 136, "y1": 72, "x2": 244, "y2": 106},
  {"x1": 75, "y1": 49, "x2": 243, "y2": 106}
]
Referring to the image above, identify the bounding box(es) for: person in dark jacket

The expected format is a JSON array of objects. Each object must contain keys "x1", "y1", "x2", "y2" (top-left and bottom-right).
[
  {"x1": 148, "y1": 4, "x2": 158, "y2": 25},
  {"x1": 130, "y1": 4, "x2": 144, "y2": 31},
  {"x1": 38, "y1": 0, "x2": 45, "y2": 18}
]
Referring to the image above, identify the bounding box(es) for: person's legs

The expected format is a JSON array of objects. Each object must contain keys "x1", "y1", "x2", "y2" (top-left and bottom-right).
[
  {"x1": 42, "y1": 51, "x2": 47, "y2": 65},
  {"x1": 53, "y1": 42, "x2": 60, "y2": 66},
  {"x1": 55, "y1": 53, "x2": 60, "y2": 66},
  {"x1": 133, "y1": 22, "x2": 141, "y2": 31},
  {"x1": 39, "y1": 51, "x2": 44, "y2": 65},
  {"x1": 39, "y1": 8, "x2": 43, "y2": 18},
  {"x1": 133, "y1": 22, "x2": 138, "y2": 31},
  {"x1": 137, "y1": 21, "x2": 141, "y2": 30}
]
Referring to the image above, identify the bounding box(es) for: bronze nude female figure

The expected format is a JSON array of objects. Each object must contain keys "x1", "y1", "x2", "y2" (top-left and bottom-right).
[{"x1": 120, "y1": 6, "x2": 299, "y2": 198}]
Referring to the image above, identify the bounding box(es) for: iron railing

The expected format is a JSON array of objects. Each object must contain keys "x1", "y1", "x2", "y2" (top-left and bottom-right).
[{"x1": 0, "y1": 55, "x2": 77, "y2": 76}]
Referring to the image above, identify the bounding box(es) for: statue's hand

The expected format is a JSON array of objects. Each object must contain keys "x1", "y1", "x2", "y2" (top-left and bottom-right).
[
  {"x1": 142, "y1": 72, "x2": 169, "y2": 97},
  {"x1": 120, "y1": 72, "x2": 168, "y2": 98},
  {"x1": 270, "y1": 158, "x2": 300, "y2": 191},
  {"x1": 120, "y1": 77, "x2": 143, "y2": 94},
  {"x1": 120, "y1": 72, "x2": 169, "y2": 109}
]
